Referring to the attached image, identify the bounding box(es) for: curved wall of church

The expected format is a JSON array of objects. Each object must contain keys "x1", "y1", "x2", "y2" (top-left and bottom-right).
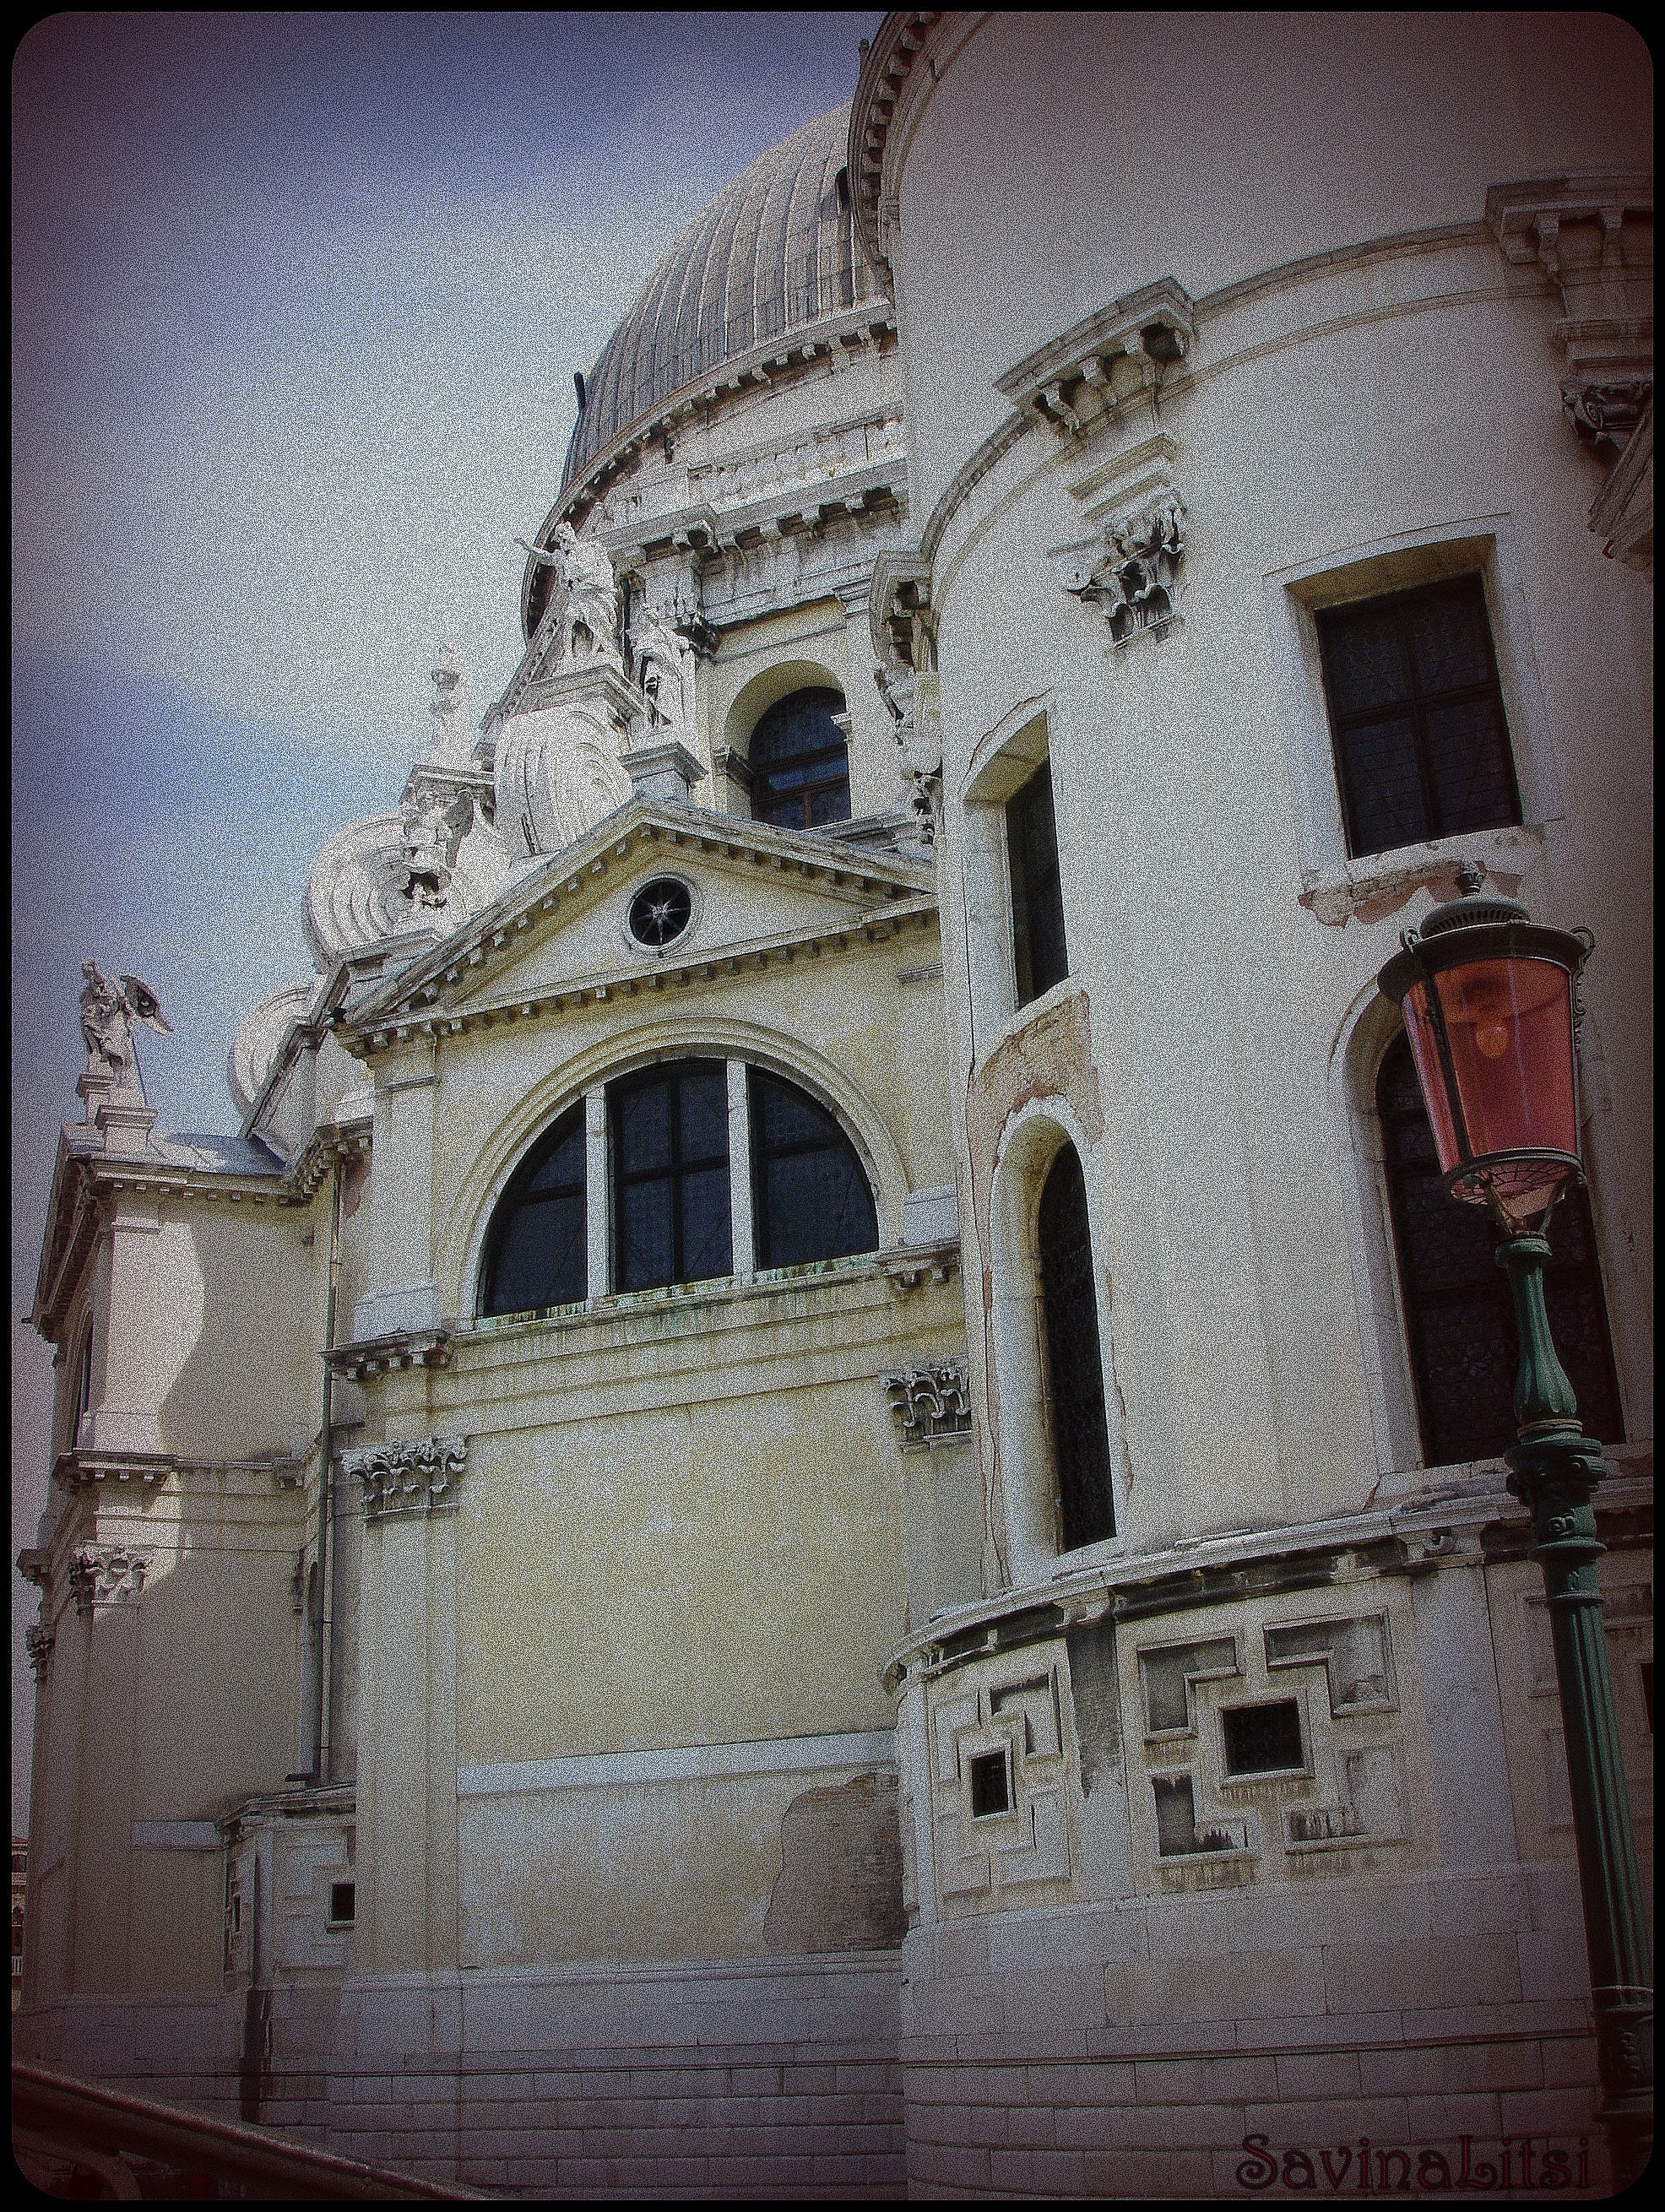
[{"x1": 867, "y1": 10, "x2": 1653, "y2": 2198}]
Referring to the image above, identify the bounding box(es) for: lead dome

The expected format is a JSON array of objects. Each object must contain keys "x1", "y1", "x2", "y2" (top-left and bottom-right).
[{"x1": 561, "y1": 105, "x2": 881, "y2": 491}]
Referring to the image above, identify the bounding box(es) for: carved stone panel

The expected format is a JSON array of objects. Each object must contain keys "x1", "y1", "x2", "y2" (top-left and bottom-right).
[
  {"x1": 882, "y1": 1360, "x2": 972, "y2": 1449},
  {"x1": 69, "y1": 1544, "x2": 151, "y2": 1615},
  {"x1": 925, "y1": 1644, "x2": 1077, "y2": 1916},
  {"x1": 343, "y1": 1435, "x2": 467, "y2": 1521}
]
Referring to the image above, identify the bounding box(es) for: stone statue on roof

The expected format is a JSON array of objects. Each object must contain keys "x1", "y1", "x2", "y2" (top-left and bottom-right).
[
  {"x1": 631, "y1": 606, "x2": 696, "y2": 734},
  {"x1": 516, "y1": 524, "x2": 620, "y2": 664},
  {"x1": 79, "y1": 962, "x2": 172, "y2": 1090}
]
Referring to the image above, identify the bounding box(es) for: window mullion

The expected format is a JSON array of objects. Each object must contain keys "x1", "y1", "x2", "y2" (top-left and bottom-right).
[
  {"x1": 585, "y1": 1086, "x2": 609, "y2": 1299},
  {"x1": 728, "y1": 1060, "x2": 756, "y2": 1280}
]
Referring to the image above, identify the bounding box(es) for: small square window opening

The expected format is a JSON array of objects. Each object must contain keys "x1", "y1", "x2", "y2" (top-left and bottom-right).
[
  {"x1": 968, "y1": 1749, "x2": 1011, "y2": 1818},
  {"x1": 1221, "y1": 1700, "x2": 1304, "y2": 1775}
]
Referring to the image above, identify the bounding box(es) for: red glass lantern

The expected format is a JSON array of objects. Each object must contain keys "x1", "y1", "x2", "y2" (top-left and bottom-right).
[{"x1": 1376, "y1": 864, "x2": 1591, "y2": 1229}]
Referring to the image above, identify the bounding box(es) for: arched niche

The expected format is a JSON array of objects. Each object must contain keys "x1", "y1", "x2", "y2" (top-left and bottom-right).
[{"x1": 986, "y1": 1099, "x2": 1124, "y2": 1586}]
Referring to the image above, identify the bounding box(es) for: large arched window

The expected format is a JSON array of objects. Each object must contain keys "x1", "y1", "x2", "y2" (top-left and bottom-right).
[
  {"x1": 1377, "y1": 1033, "x2": 1623, "y2": 1465},
  {"x1": 1037, "y1": 1144, "x2": 1116, "y2": 1548},
  {"x1": 478, "y1": 1060, "x2": 879, "y2": 1317},
  {"x1": 750, "y1": 687, "x2": 850, "y2": 830}
]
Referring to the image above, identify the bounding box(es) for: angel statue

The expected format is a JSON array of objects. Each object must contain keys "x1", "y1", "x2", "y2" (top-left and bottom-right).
[
  {"x1": 630, "y1": 605, "x2": 695, "y2": 734},
  {"x1": 515, "y1": 523, "x2": 619, "y2": 664},
  {"x1": 79, "y1": 961, "x2": 172, "y2": 1088}
]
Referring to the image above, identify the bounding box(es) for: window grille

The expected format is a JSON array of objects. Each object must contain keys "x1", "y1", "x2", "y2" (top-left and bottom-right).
[
  {"x1": 750, "y1": 688, "x2": 851, "y2": 830},
  {"x1": 612, "y1": 1060, "x2": 732, "y2": 1292},
  {"x1": 1007, "y1": 759, "x2": 1068, "y2": 1007},
  {"x1": 1377, "y1": 1033, "x2": 1623, "y2": 1466},
  {"x1": 1316, "y1": 577, "x2": 1521, "y2": 859},
  {"x1": 1037, "y1": 1144, "x2": 1115, "y2": 1548}
]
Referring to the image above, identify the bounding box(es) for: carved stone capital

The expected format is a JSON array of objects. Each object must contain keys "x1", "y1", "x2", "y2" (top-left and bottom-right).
[
  {"x1": 1056, "y1": 488, "x2": 1188, "y2": 646},
  {"x1": 881, "y1": 1362, "x2": 973, "y2": 1453},
  {"x1": 344, "y1": 1434, "x2": 467, "y2": 1521},
  {"x1": 70, "y1": 1543, "x2": 152, "y2": 1614},
  {"x1": 26, "y1": 1625, "x2": 54, "y2": 1680}
]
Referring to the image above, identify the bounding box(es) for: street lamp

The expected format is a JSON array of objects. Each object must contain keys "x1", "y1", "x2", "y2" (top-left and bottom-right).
[{"x1": 1377, "y1": 859, "x2": 1651, "y2": 2186}]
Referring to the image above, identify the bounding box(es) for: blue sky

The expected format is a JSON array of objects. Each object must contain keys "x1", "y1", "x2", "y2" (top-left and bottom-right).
[{"x1": 12, "y1": 8, "x2": 884, "y2": 1823}]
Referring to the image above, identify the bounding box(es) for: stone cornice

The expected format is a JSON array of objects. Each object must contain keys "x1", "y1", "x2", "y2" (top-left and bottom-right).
[
  {"x1": 544, "y1": 302, "x2": 902, "y2": 563},
  {"x1": 849, "y1": 10, "x2": 952, "y2": 289},
  {"x1": 327, "y1": 1328, "x2": 453, "y2": 1383},
  {"x1": 599, "y1": 458, "x2": 908, "y2": 571},
  {"x1": 881, "y1": 1465, "x2": 1654, "y2": 1693}
]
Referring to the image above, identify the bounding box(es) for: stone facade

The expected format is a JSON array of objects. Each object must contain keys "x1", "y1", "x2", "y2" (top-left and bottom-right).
[{"x1": 18, "y1": 18, "x2": 1653, "y2": 2199}]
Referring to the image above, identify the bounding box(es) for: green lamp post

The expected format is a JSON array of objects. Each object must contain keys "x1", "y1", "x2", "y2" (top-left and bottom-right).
[{"x1": 1377, "y1": 860, "x2": 1651, "y2": 2186}]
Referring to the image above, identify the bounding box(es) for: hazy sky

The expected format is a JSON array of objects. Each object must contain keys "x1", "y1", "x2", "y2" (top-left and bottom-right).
[{"x1": 11, "y1": 8, "x2": 884, "y2": 1824}]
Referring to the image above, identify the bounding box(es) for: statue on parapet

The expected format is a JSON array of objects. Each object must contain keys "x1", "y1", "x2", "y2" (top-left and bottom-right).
[
  {"x1": 630, "y1": 605, "x2": 696, "y2": 734},
  {"x1": 79, "y1": 962, "x2": 171, "y2": 1090},
  {"x1": 515, "y1": 524, "x2": 619, "y2": 664}
]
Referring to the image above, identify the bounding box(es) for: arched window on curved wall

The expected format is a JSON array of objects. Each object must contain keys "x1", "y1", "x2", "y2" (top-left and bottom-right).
[
  {"x1": 478, "y1": 1059, "x2": 878, "y2": 1318},
  {"x1": 750, "y1": 688, "x2": 850, "y2": 830},
  {"x1": 1037, "y1": 1144, "x2": 1116, "y2": 1548},
  {"x1": 1377, "y1": 1033, "x2": 1624, "y2": 1466}
]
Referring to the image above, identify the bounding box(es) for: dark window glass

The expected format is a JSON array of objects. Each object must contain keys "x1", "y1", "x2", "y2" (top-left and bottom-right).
[
  {"x1": 750, "y1": 1070, "x2": 878, "y2": 1269},
  {"x1": 328, "y1": 1882, "x2": 355, "y2": 1925},
  {"x1": 1037, "y1": 1144, "x2": 1115, "y2": 1548},
  {"x1": 611, "y1": 1060, "x2": 732, "y2": 1291},
  {"x1": 1222, "y1": 1701, "x2": 1304, "y2": 1775},
  {"x1": 750, "y1": 687, "x2": 851, "y2": 831},
  {"x1": 480, "y1": 1105, "x2": 587, "y2": 1317},
  {"x1": 1008, "y1": 759, "x2": 1069, "y2": 1007},
  {"x1": 1317, "y1": 578, "x2": 1521, "y2": 859},
  {"x1": 968, "y1": 1750, "x2": 1011, "y2": 1818},
  {"x1": 1378, "y1": 1034, "x2": 1624, "y2": 1467}
]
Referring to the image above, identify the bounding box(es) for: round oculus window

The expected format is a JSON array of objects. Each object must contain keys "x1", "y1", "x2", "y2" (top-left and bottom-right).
[{"x1": 626, "y1": 876, "x2": 693, "y2": 949}]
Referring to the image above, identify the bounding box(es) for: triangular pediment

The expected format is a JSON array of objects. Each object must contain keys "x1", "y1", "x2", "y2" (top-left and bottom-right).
[{"x1": 342, "y1": 800, "x2": 935, "y2": 1033}]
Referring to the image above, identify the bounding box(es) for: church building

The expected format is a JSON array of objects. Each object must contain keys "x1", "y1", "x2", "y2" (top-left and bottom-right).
[{"x1": 19, "y1": 13, "x2": 1652, "y2": 2198}]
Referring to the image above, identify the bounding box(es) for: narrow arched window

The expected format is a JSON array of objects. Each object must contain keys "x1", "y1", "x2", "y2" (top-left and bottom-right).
[
  {"x1": 1037, "y1": 1145, "x2": 1116, "y2": 1548},
  {"x1": 751, "y1": 1070, "x2": 878, "y2": 1268},
  {"x1": 751, "y1": 688, "x2": 850, "y2": 830},
  {"x1": 1007, "y1": 757, "x2": 1068, "y2": 1007},
  {"x1": 1377, "y1": 1033, "x2": 1623, "y2": 1465},
  {"x1": 612, "y1": 1060, "x2": 732, "y2": 1291},
  {"x1": 479, "y1": 1103, "x2": 587, "y2": 1318}
]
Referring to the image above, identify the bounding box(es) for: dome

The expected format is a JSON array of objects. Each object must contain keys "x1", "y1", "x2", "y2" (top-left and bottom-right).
[{"x1": 561, "y1": 105, "x2": 880, "y2": 491}]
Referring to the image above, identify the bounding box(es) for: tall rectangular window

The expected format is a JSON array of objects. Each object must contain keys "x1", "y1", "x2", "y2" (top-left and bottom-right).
[
  {"x1": 1008, "y1": 758, "x2": 1068, "y2": 1008},
  {"x1": 1316, "y1": 577, "x2": 1521, "y2": 859}
]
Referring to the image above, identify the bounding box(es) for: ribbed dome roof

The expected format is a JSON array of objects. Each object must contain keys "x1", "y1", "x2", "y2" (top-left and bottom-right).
[{"x1": 561, "y1": 105, "x2": 879, "y2": 491}]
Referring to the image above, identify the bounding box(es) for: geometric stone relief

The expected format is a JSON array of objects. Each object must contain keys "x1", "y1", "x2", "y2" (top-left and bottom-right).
[
  {"x1": 1265, "y1": 1613, "x2": 1396, "y2": 1713},
  {"x1": 1131, "y1": 1611, "x2": 1414, "y2": 1887},
  {"x1": 881, "y1": 1359, "x2": 972, "y2": 1449},
  {"x1": 926, "y1": 1652, "x2": 1074, "y2": 1913},
  {"x1": 341, "y1": 1435, "x2": 466, "y2": 1521},
  {"x1": 69, "y1": 1543, "x2": 152, "y2": 1614}
]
